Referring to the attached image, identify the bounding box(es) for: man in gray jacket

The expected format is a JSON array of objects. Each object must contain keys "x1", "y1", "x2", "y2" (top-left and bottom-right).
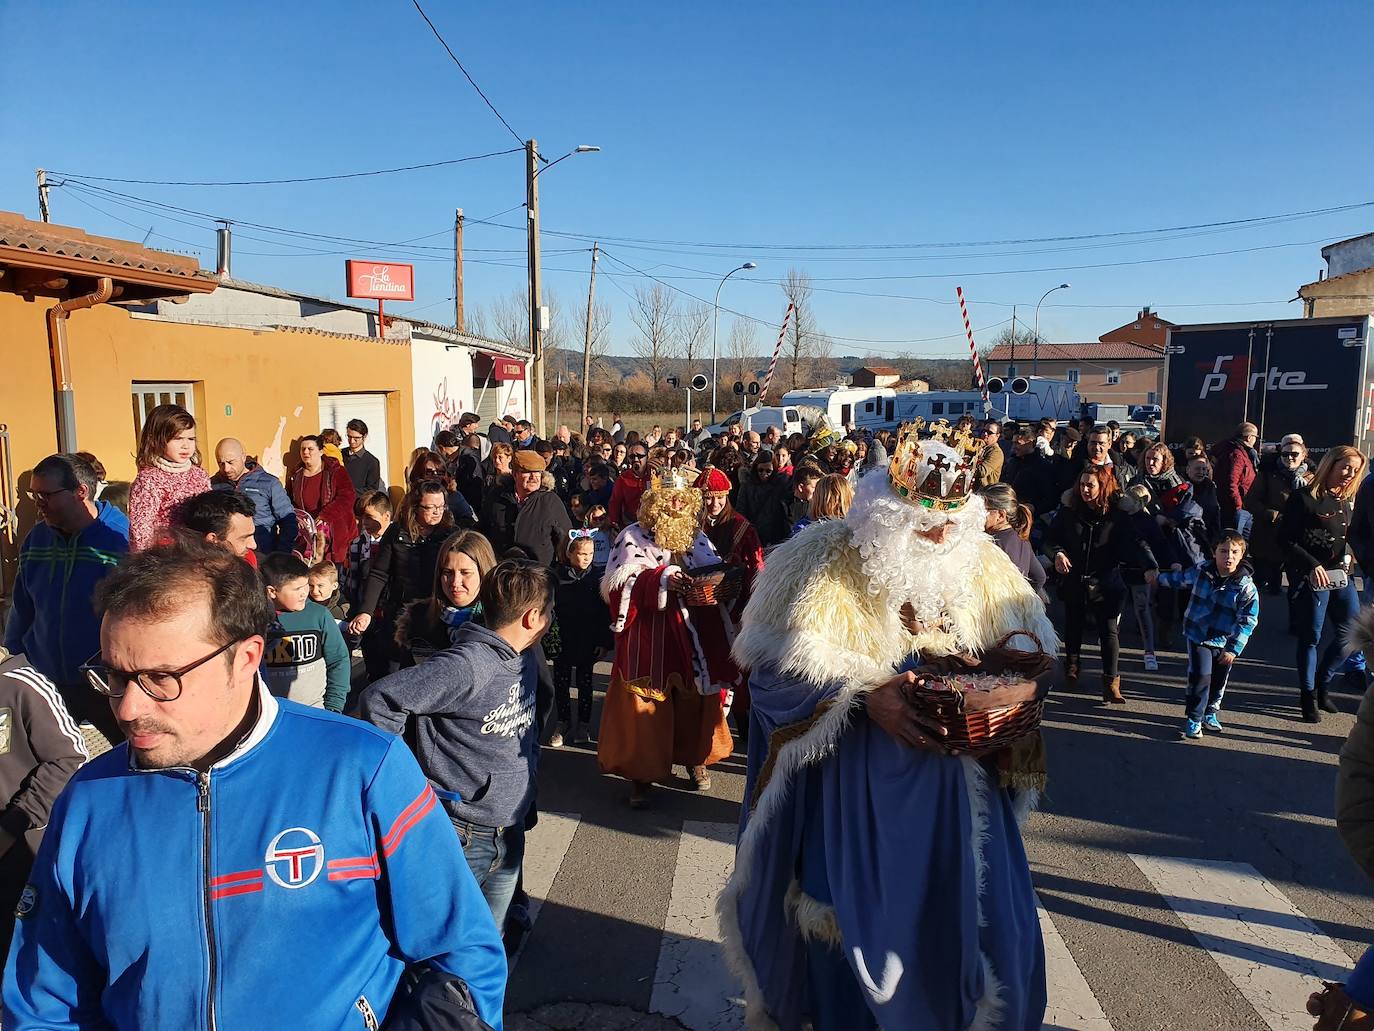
[
  {"x1": 212, "y1": 438, "x2": 298, "y2": 553},
  {"x1": 358, "y1": 561, "x2": 554, "y2": 929}
]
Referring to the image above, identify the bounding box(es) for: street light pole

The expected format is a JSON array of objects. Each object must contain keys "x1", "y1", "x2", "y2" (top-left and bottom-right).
[
  {"x1": 527, "y1": 142, "x2": 600, "y2": 437},
  {"x1": 1033, "y1": 282, "x2": 1071, "y2": 376},
  {"x1": 711, "y1": 261, "x2": 756, "y2": 424}
]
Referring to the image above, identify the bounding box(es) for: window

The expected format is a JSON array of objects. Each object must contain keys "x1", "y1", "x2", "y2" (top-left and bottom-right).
[
  {"x1": 932, "y1": 402, "x2": 945, "y2": 415},
  {"x1": 1007, "y1": 364, "x2": 1018, "y2": 377},
  {"x1": 1065, "y1": 368, "x2": 1080, "y2": 384},
  {"x1": 1106, "y1": 369, "x2": 1121, "y2": 385},
  {"x1": 132, "y1": 382, "x2": 194, "y2": 438},
  {"x1": 864, "y1": 401, "x2": 875, "y2": 413}
]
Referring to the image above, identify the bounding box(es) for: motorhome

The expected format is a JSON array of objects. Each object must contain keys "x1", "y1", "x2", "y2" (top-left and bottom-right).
[
  {"x1": 781, "y1": 387, "x2": 896, "y2": 431},
  {"x1": 886, "y1": 377, "x2": 1080, "y2": 428}
]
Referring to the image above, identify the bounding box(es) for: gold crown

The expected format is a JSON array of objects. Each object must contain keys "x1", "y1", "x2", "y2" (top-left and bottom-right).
[
  {"x1": 649, "y1": 467, "x2": 693, "y2": 492},
  {"x1": 887, "y1": 424, "x2": 973, "y2": 511}
]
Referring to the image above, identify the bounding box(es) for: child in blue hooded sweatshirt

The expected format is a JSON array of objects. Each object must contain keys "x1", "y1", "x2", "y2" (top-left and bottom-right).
[{"x1": 358, "y1": 559, "x2": 554, "y2": 929}]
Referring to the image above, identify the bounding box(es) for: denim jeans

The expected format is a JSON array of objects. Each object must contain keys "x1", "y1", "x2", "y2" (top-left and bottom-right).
[
  {"x1": 1291, "y1": 579, "x2": 1361, "y2": 695},
  {"x1": 1185, "y1": 642, "x2": 1233, "y2": 722},
  {"x1": 448, "y1": 812, "x2": 525, "y2": 930}
]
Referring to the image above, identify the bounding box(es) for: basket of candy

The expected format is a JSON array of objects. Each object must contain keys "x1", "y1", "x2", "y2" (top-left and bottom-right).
[{"x1": 679, "y1": 562, "x2": 744, "y2": 607}]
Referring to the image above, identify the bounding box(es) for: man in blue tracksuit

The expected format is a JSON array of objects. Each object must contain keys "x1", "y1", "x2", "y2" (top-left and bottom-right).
[
  {"x1": 4, "y1": 543, "x2": 506, "y2": 1030},
  {"x1": 3, "y1": 454, "x2": 128, "y2": 731},
  {"x1": 212, "y1": 438, "x2": 298, "y2": 554}
]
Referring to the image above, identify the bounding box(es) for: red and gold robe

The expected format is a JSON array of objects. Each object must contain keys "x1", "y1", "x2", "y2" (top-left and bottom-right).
[{"x1": 596, "y1": 522, "x2": 738, "y2": 783}]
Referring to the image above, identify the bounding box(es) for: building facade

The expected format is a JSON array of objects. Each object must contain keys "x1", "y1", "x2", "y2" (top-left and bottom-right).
[{"x1": 1298, "y1": 233, "x2": 1374, "y2": 318}]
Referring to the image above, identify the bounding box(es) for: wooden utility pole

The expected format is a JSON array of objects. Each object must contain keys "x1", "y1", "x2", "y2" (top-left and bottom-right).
[
  {"x1": 454, "y1": 208, "x2": 465, "y2": 333},
  {"x1": 526, "y1": 139, "x2": 545, "y2": 435},
  {"x1": 1008, "y1": 304, "x2": 1017, "y2": 372},
  {"x1": 36, "y1": 169, "x2": 50, "y2": 223},
  {"x1": 580, "y1": 242, "x2": 599, "y2": 430}
]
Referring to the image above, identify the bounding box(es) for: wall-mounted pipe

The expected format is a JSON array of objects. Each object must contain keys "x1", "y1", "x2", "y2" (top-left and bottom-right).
[{"x1": 44, "y1": 276, "x2": 113, "y2": 452}]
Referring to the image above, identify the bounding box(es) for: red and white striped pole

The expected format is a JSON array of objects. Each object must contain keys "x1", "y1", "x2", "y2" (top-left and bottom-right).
[
  {"x1": 757, "y1": 302, "x2": 795, "y2": 405},
  {"x1": 956, "y1": 286, "x2": 990, "y2": 415}
]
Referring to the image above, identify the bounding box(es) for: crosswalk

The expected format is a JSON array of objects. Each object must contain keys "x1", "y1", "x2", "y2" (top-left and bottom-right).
[{"x1": 515, "y1": 814, "x2": 1361, "y2": 1031}]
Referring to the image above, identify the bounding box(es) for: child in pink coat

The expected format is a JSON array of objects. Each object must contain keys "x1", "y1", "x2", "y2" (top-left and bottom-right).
[{"x1": 128, "y1": 404, "x2": 212, "y2": 551}]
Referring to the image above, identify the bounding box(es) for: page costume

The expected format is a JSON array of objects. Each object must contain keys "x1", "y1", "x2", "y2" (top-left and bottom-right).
[
  {"x1": 721, "y1": 433, "x2": 1058, "y2": 1030},
  {"x1": 597, "y1": 473, "x2": 739, "y2": 785}
]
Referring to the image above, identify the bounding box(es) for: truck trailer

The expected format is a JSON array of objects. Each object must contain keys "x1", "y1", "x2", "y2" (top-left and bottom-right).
[{"x1": 1161, "y1": 315, "x2": 1374, "y2": 454}]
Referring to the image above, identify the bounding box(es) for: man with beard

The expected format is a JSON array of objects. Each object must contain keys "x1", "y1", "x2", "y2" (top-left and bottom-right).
[
  {"x1": 597, "y1": 470, "x2": 738, "y2": 809},
  {"x1": 720, "y1": 430, "x2": 1057, "y2": 1031}
]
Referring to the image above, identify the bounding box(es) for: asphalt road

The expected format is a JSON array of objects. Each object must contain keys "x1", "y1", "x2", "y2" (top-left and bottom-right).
[{"x1": 505, "y1": 591, "x2": 1374, "y2": 1031}]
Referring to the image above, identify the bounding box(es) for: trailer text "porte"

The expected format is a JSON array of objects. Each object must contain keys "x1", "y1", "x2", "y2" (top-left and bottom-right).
[{"x1": 1198, "y1": 356, "x2": 1329, "y2": 400}]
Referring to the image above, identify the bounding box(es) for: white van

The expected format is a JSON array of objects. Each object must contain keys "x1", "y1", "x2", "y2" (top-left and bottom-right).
[{"x1": 705, "y1": 405, "x2": 806, "y2": 438}]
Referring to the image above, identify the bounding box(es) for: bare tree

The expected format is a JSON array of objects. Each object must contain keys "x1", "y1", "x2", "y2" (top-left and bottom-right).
[
  {"x1": 629, "y1": 284, "x2": 680, "y2": 390},
  {"x1": 676, "y1": 302, "x2": 712, "y2": 372},
  {"x1": 726, "y1": 317, "x2": 758, "y2": 387},
  {"x1": 778, "y1": 268, "x2": 828, "y2": 392},
  {"x1": 482, "y1": 290, "x2": 529, "y2": 351},
  {"x1": 578, "y1": 298, "x2": 615, "y2": 383}
]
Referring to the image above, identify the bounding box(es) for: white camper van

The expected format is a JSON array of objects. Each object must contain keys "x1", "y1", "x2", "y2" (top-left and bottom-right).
[{"x1": 781, "y1": 387, "x2": 896, "y2": 432}]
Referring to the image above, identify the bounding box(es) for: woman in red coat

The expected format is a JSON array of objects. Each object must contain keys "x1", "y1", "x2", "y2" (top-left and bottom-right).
[{"x1": 289, "y1": 435, "x2": 358, "y2": 564}]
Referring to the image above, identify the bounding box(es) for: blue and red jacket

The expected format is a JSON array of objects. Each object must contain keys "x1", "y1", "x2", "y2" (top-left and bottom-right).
[{"x1": 4, "y1": 684, "x2": 506, "y2": 1030}]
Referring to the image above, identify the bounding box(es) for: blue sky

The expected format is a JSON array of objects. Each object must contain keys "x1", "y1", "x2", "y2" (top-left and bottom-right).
[{"x1": 3, "y1": 1, "x2": 1372, "y2": 359}]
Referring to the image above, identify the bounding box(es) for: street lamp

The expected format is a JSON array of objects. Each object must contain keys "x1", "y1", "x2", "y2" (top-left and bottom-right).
[
  {"x1": 711, "y1": 262, "x2": 757, "y2": 423},
  {"x1": 527, "y1": 141, "x2": 600, "y2": 436},
  {"x1": 1032, "y1": 283, "x2": 1071, "y2": 376}
]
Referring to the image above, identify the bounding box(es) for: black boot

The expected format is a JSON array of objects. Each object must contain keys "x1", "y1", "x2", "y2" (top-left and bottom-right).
[
  {"x1": 1318, "y1": 684, "x2": 1340, "y2": 714},
  {"x1": 1301, "y1": 692, "x2": 1322, "y2": 723}
]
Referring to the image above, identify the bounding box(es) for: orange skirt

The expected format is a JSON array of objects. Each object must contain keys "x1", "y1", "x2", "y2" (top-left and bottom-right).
[{"x1": 596, "y1": 671, "x2": 734, "y2": 784}]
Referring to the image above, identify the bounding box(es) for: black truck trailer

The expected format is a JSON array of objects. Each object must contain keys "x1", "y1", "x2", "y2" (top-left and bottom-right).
[{"x1": 1161, "y1": 315, "x2": 1374, "y2": 454}]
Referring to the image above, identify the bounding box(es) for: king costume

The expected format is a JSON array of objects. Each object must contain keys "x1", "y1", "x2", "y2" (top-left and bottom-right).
[
  {"x1": 721, "y1": 431, "x2": 1059, "y2": 1030},
  {"x1": 597, "y1": 470, "x2": 739, "y2": 804}
]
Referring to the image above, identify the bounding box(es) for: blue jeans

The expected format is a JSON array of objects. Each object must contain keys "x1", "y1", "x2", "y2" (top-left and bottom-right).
[
  {"x1": 1185, "y1": 642, "x2": 1233, "y2": 722},
  {"x1": 448, "y1": 812, "x2": 525, "y2": 930},
  {"x1": 1291, "y1": 579, "x2": 1361, "y2": 695}
]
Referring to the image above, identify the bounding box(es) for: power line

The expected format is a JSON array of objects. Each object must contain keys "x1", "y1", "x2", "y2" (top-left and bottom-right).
[
  {"x1": 45, "y1": 148, "x2": 522, "y2": 187},
  {"x1": 408, "y1": 0, "x2": 525, "y2": 147}
]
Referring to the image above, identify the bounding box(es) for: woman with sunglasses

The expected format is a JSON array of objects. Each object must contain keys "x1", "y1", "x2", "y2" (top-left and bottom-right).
[{"x1": 1244, "y1": 434, "x2": 1311, "y2": 595}]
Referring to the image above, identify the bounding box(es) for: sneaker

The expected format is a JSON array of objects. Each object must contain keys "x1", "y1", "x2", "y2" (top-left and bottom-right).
[
  {"x1": 688, "y1": 765, "x2": 712, "y2": 792},
  {"x1": 549, "y1": 721, "x2": 567, "y2": 748},
  {"x1": 1183, "y1": 719, "x2": 1203, "y2": 740},
  {"x1": 1202, "y1": 712, "x2": 1223, "y2": 733},
  {"x1": 1143, "y1": 653, "x2": 1159, "y2": 672}
]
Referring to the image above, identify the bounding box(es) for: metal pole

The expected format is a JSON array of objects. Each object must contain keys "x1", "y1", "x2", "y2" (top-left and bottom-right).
[
  {"x1": 1008, "y1": 305, "x2": 1016, "y2": 373},
  {"x1": 454, "y1": 208, "x2": 464, "y2": 333},
  {"x1": 711, "y1": 263, "x2": 753, "y2": 424},
  {"x1": 580, "y1": 243, "x2": 598, "y2": 432},
  {"x1": 526, "y1": 139, "x2": 545, "y2": 435}
]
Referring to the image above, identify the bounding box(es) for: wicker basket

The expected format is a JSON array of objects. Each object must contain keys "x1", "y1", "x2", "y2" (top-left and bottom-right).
[
  {"x1": 679, "y1": 562, "x2": 744, "y2": 607},
  {"x1": 906, "y1": 630, "x2": 1054, "y2": 753}
]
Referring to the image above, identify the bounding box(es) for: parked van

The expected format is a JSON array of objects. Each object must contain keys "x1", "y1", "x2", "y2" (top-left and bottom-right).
[
  {"x1": 705, "y1": 405, "x2": 806, "y2": 439},
  {"x1": 781, "y1": 387, "x2": 896, "y2": 431}
]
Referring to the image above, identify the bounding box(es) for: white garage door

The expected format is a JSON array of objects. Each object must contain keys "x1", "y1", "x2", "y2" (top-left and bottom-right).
[{"x1": 318, "y1": 393, "x2": 390, "y2": 489}]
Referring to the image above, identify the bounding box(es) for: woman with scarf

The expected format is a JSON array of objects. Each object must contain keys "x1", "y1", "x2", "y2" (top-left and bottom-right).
[
  {"x1": 1244, "y1": 434, "x2": 1311, "y2": 595},
  {"x1": 289, "y1": 434, "x2": 357, "y2": 566},
  {"x1": 1280, "y1": 445, "x2": 1367, "y2": 722},
  {"x1": 1045, "y1": 465, "x2": 1157, "y2": 704},
  {"x1": 392, "y1": 529, "x2": 497, "y2": 659}
]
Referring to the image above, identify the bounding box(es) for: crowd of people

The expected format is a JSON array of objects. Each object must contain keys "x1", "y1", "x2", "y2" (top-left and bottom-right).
[{"x1": 2, "y1": 396, "x2": 1373, "y2": 1027}]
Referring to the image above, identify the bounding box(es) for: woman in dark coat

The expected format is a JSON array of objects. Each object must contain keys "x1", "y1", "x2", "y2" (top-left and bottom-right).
[
  {"x1": 1044, "y1": 466, "x2": 1157, "y2": 704},
  {"x1": 734, "y1": 450, "x2": 792, "y2": 547},
  {"x1": 1244, "y1": 434, "x2": 1310, "y2": 594},
  {"x1": 1279, "y1": 445, "x2": 1367, "y2": 722}
]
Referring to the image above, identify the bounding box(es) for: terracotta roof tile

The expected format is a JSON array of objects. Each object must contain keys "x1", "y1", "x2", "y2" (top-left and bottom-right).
[
  {"x1": 0, "y1": 211, "x2": 203, "y2": 278},
  {"x1": 986, "y1": 341, "x2": 1165, "y2": 362}
]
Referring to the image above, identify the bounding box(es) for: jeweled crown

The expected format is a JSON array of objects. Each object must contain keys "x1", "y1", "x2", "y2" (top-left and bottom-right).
[
  {"x1": 887, "y1": 424, "x2": 973, "y2": 511},
  {"x1": 649, "y1": 467, "x2": 693, "y2": 492}
]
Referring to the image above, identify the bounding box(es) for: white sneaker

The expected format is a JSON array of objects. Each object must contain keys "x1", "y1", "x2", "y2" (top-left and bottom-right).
[
  {"x1": 549, "y1": 721, "x2": 567, "y2": 748},
  {"x1": 1143, "y1": 653, "x2": 1159, "y2": 672}
]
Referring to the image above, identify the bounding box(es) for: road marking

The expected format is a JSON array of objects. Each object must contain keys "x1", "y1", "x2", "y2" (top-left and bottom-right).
[
  {"x1": 1129, "y1": 855, "x2": 1351, "y2": 1031},
  {"x1": 1038, "y1": 899, "x2": 1114, "y2": 1030},
  {"x1": 511, "y1": 812, "x2": 580, "y2": 969},
  {"x1": 651, "y1": 820, "x2": 745, "y2": 1031}
]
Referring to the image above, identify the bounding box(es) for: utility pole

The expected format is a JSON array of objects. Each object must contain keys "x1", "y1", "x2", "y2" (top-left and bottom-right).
[
  {"x1": 36, "y1": 169, "x2": 50, "y2": 223},
  {"x1": 525, "y1": 139, "x2": 545, "y2": 435},
  {"x1": 1008, "y1": 304, "x2": 1017, "y2": 373},
  {"x1": 580, "y1": 242, "x2": 599, "y2": 431},
  {"x1": 454, "y1": 208, "x2": 465, "y2": 333}
]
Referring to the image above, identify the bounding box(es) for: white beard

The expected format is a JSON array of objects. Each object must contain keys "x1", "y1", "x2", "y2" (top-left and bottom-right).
[{"x1": 846, "y1": 471, "x2": 988, "y2": 640}]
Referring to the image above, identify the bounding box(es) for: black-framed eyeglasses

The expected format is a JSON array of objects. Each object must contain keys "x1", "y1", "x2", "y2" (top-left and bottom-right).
[
  {"x1": 26, "y1": 486, "x2": 72, "y2": 502},
  {"x1": 81, "y1": 639, "x2": 242, "y2": 702}
]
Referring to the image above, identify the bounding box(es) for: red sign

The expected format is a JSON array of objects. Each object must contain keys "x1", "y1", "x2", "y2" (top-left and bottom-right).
[
  {"x1": 345, "y1": 260, "x2": 415, "y2": 301},
  {"x1": 494, "y1": 359, "x2": 525, "y2": 381}
]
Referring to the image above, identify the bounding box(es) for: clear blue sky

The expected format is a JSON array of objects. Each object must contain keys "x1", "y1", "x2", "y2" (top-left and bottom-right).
[{"x1": 3, "y1": 1, "x2": 1372, "y2": 360}]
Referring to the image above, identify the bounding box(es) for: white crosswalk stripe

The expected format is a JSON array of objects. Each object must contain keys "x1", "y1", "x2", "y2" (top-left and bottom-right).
[
  {"x1": 519, "y1": 815, "x2": 1357, "y2": 1031},
  {"x1": 1129, "y1": 854, "x2": 1351, "y2": 1031}
]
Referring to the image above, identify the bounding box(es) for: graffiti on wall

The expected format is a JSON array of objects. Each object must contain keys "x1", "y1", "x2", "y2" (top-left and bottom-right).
[{"x1": 430, "y1": 378, "x2": 463, "y2": 442}]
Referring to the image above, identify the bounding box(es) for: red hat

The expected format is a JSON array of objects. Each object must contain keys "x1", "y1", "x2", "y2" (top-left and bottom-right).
[{"x1": 694, "y1": 467, "x2": 732, "y2": 495}]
